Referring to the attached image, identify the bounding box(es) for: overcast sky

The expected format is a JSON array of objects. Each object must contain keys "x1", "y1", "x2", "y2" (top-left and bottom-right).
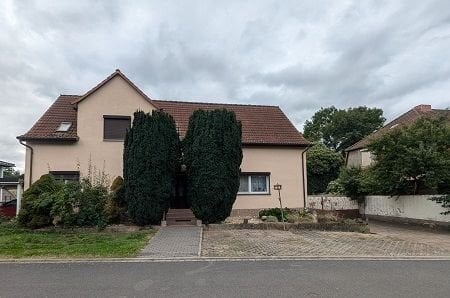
[{"x1": 1, "y1": 0, "x2": 450, "y2": 170}]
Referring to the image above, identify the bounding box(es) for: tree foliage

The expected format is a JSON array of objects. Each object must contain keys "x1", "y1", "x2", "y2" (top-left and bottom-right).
[
  {"x1": 123, "y1": 110, "x2": 181, "y2": 225},
  {"x1": 183, "y1": 109, "x2": 243, "y2": 224},
  {"x1": 307, "y1": 143, "x2": 343, "y2": 194},
  {"x1": 327, "y1": 167, "x2": 375, "y2": 201},
  {"x1": 2, "y1": 168, "x2": 21, "y2": 179},
  {"x1": 368, "y1": 117, "x2": 450, "y2": 195},
  {"x1": 304, "y1": 106, "x2": 385, "y2": 152},
  {"x1": 430, "y1": 194, "x2": 450, "y2": 215},
  {"x1": 18, "y1": 174, "x2": 62, "y2": 228}
]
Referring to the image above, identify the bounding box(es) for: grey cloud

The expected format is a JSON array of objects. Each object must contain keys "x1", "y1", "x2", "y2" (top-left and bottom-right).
[{"x1": 1, "y1": 0, "x2": 450, "y2": 170}]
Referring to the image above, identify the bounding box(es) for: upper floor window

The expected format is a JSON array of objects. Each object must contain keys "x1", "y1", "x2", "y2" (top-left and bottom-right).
[
  {"x1": 238, "y1": 173, "x2": 270, "y2": 194},
  {"x1": 103, "y1": 115, "x2": 131, "y2": 141}
]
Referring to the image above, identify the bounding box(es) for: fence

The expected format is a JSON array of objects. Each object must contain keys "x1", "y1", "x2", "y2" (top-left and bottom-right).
[
  {"x1": 307, "y1": 195, "x2": 359, "y2": 210},
  {"x1": 363, "y1": 195, "x2": 450, "y2": 223}
]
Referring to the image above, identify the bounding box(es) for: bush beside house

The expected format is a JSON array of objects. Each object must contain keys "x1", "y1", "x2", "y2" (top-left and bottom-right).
[{"x1": 18, "y1": 174, "x2": 113, "y2": 229}]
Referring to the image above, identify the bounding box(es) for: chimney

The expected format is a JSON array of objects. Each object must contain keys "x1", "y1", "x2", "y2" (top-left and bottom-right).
[{"x1": 414, "y1": 104, "x2": 432, "y2": 112}]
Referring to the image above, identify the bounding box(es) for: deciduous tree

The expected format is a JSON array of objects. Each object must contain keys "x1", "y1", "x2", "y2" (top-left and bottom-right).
[
  {"x1": 304, "y1": 106, "x2": 385, "y2": 153},
  {"x1": 368, "y1": 117, "x2": 450, "y2": 195},
  {"x1": 307, "y1": 143, "x2": 343, "y2": 194}
]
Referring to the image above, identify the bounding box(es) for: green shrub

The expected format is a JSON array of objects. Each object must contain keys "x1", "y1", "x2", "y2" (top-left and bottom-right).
[
  {"x1": 328, "y1": 167, "x2": 375, "y2": 201},
  {"x1": 259, "y1": 208, "x2": 290, "y2": 222},
  {"x1": 106, "y1": 176, "x2": 126, "y2": 223},
  {"x1": 326, "y1": 179, "x2": 345, "y2": 194},
  {"x1": 0, "y1": 214, "x2": 10, "y2": 224},
  {"x1": 183, "y1": 109, "x2": 243, "y2": 224},
  {"x1": 19, "y1": 174, "x2": 109, "y2": 229},
  {"x1": 430, "y1": 194, "x2": 450, "y2": 215},
  {"x1": 18, "y1": 174, "x2": 62, "y2": 228},
  {"x1": 51, "y1": 179, "x2": 108, "y2": 228}
]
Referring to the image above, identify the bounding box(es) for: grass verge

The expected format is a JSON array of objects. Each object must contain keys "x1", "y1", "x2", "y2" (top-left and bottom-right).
[{"x1": 0, "y1": 221, "x2": 155, "y2": 259}]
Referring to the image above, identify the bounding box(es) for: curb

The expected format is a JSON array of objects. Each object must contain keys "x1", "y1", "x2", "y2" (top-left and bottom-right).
[
  {"x1": 1, "y1": 255, "x2": 450, "y2": 264},
  {"x1": 197, "y1": 227, "x2": 203, "y2": 257}
]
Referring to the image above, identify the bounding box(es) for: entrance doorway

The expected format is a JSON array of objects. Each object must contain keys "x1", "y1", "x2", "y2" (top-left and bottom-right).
[{"x1": 171, "y1": 173, "x2": 189, "y2": 209}]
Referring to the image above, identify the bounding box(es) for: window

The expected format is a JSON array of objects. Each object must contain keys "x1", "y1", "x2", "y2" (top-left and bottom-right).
[
  {"x1": 49, "y1": 171, "x2": 80, "y2": 183},
  {"x1": 56, "y1": 122, "x2": 72, "y2": 132},
  {"x1": 238, "y1": 173, "x2": 270, "y2": 194},
  {"x1": 103, "y1": 115, "x2": 131, "y2": 140}
]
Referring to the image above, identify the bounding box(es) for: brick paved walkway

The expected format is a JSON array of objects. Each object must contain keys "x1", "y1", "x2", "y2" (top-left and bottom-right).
[
  {"x1": 201, "y1": 229, "x2": 450, "y2": 257},
  {"x1": 139, "y1": 227, "x2": 202, "y2": 258}
]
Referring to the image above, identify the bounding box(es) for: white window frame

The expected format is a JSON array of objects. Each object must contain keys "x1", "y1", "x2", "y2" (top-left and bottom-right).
[
  {"x1": 56, "y1": 122, "x2": 72, "y2": 132},
  {"x1": 238, "y1": 173, "x2": 270, "y2": 195}
]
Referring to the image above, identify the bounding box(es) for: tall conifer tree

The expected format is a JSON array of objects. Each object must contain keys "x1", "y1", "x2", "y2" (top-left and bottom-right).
[
  {"x1": 123, "y1": 110, "x2": 180, "y2": 225},
  {"x1": 183, "y1": 109, "x2": 243, "y2": 223}
]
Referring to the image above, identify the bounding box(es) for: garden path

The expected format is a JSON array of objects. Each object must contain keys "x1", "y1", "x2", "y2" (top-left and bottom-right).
[{"x1": 139, "y1": 226, "x2": 202, "y2": 258}]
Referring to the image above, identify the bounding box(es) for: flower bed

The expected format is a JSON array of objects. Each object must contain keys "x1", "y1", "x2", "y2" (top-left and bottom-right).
[{"x1": 206, "y1": 220, "x2": 369, "y2": 233}]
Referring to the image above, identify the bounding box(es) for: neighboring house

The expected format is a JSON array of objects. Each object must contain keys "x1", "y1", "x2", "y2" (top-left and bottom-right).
[
  {"x1": 0, "y1": 161, "x2": 15, "y2": 179},
  {"x1": 17, "y1": 70, "x2": 311, "y2": 211},
  {"x1": 345, "y1": 104, "x2": 450, "y2": 168},
  {"x1": 0, "y1": 161, "x2": 16, "y2": 204}
]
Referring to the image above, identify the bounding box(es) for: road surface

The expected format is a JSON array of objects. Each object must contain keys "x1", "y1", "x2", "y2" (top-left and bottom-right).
[{"x1": 0, "y1": 260, "x2": 448, "y2": 297}]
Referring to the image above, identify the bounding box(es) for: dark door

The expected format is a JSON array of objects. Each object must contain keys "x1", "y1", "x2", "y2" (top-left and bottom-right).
[{"x1": 171, "y1": 173, "x2": 188, "y2": 209}]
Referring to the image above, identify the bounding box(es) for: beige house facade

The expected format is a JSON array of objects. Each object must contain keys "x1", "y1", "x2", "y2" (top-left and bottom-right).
[{"x1": 18, "y1": 70, "x2": 311, "y2": 211}]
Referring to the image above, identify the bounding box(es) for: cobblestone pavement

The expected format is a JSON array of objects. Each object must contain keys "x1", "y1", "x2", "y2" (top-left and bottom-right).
[
  {"x1": 369, "y1": 221, "x2": 450, "y2": 251},
  {"x1": 139, "y1": 226, "x2": 202, "y2": 258},
  {"x1": 201, "y1": 229, "x2": 450, "y2": 257}
]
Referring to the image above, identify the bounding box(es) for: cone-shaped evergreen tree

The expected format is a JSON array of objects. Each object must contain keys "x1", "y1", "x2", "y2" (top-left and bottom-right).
[
  {"x1": 124, "y1": 110, "x2": 181, "y2": 225},
  {"x1": 183, "y1": 109, "x2": 243, "y2": 223}
]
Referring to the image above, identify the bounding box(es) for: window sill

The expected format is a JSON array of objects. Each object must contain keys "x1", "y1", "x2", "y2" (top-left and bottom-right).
[
  {"x1": 103, "y1": 139, "x2": 125, "y2": 142},
  {"x1": 237, "y1": 192, "x2": 271, "y2": 196}
]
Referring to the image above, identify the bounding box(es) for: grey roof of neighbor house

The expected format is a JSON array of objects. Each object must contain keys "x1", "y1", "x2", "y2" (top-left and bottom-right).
[
  {"x1": 0, "y1": 161, "x2": 15, "y2": 168},
  {"x1": 17, "y1": 70, "x2": 311, "y2": 147},
  {"x1": 345, "y1": 104, "x2": 450, "y2": 152}
]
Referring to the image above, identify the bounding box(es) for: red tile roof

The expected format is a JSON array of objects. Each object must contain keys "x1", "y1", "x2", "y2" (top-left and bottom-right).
[
  {"x1": 17, "y1": 95, "x2": 79, "y2": 141},
  {"x1": 153, "y1": 100, "x2": 310, "y2": 146},
  {"x1": 18, "y1": 73, "x2": 310, "y2": 146},
  {"x1": 345, "y1": 105, "x2": 450, "y2": 152}
]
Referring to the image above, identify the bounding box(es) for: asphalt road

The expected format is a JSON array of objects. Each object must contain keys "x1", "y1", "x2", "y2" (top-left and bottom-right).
[{"x1": 0, "y1": 260, "x2": 449, "y2": 297}]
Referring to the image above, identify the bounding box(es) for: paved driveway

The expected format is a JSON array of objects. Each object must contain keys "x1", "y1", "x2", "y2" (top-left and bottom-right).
[
  {"x1": 369, "y1": 220, "x2": 450, "y2": 251},
  {"x1": 201, "y1": 223, "x2": 450, "y2": 257}
]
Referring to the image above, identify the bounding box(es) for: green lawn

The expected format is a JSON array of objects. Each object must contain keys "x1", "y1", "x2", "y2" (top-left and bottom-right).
[{"x1": 0, "y1": 222, "x2": 155, "y2": 258}]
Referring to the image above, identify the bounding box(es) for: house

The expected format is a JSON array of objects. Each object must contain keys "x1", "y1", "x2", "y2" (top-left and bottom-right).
[
  {"x1": 0, "y1": 161, "x2": 16, "y2": 205},
  {"x1": 17, "y1": 70, "x2": 311, "y2": 213},
  {"x1": 345, "y1": 104, "x2": 450, "y2": 168},
  {"x1": 0, "y1": 161, "x2": 15, "y2": 179}
]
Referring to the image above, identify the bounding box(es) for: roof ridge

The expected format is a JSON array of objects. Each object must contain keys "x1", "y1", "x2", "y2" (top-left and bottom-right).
[
  {"x1": 153, "y1": 99, "x2": 279, "y2": 108},
  {"x1": 71, "y1": 69, "x2": 155, "y2": 107},
  {"x1": 345, "y1": 106, "x2": 441, "y2": 152},
  {"x1": 59, "y1": 94, "x2": 81, "y2": 97}
]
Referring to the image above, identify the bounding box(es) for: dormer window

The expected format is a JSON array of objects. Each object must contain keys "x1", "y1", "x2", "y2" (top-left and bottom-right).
[{"x1": 56, "y1": 122, "x2": 72, "y2": 132}]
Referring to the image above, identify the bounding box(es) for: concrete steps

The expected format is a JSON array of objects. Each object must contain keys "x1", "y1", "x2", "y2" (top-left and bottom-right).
[{"x1": 164, "y1": 208, "x2": 200, "y2": 226}]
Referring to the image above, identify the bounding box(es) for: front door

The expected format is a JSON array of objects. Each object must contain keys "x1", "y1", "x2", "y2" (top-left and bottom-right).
[{"x1": 171, "y1": 173, "x2": 188, "y2": 209}]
